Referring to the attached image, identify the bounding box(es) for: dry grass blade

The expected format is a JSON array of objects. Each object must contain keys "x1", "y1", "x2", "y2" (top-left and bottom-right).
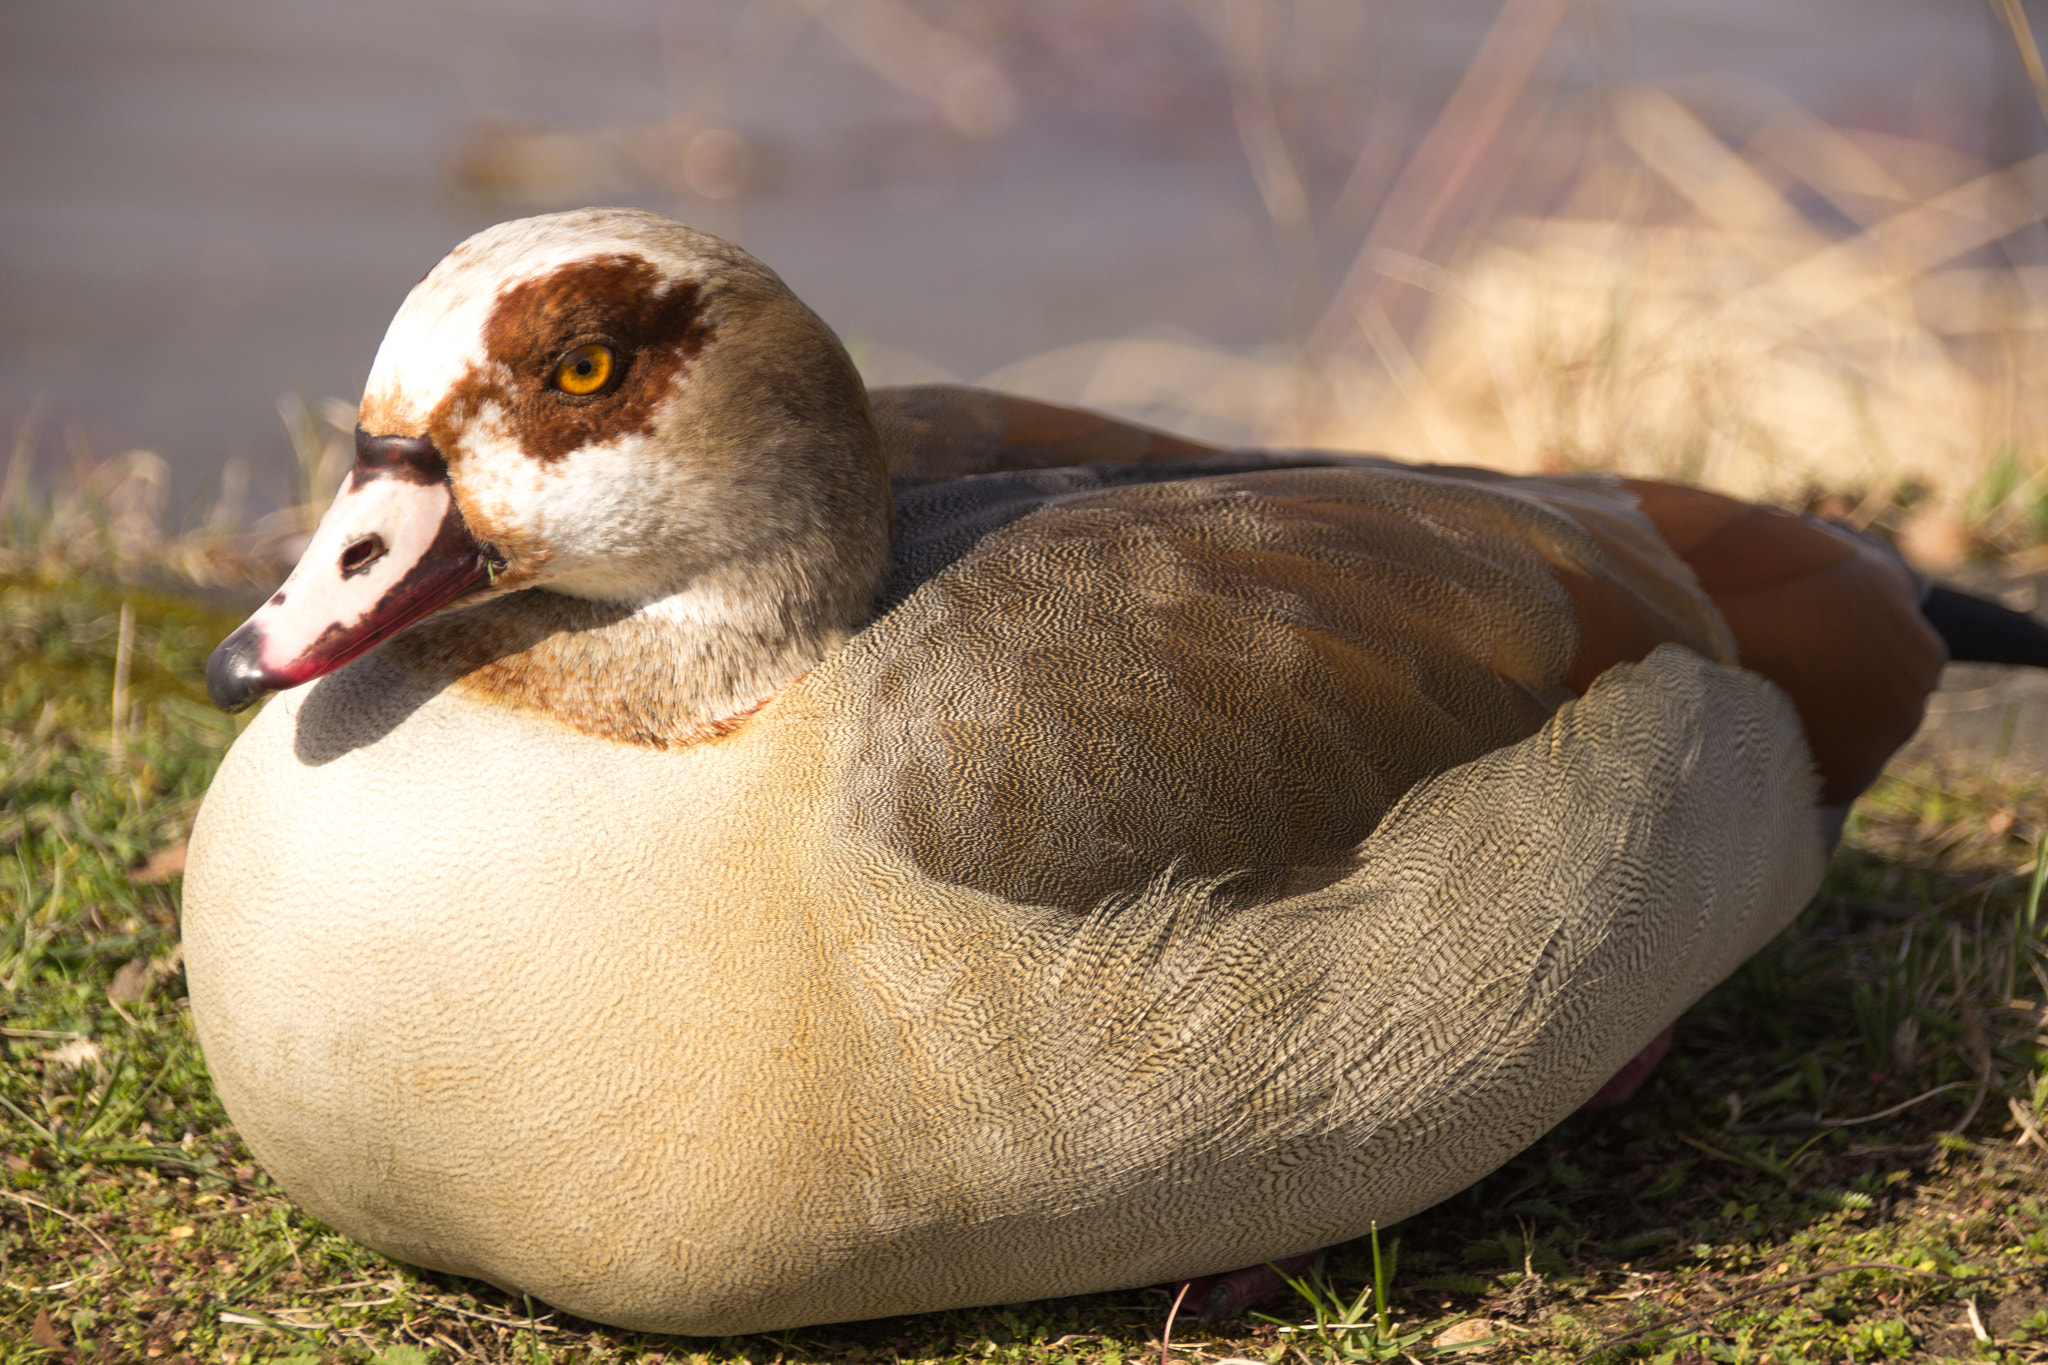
[
  {"x1": 1161, "y1": 1278, "x2": 1192, "y2": 1365},
  {"x1": 1, "y1": 1189, "x2": 116, "y2": 1257},
  {"x1": 1614, "y1": 87, "x2": 1814, "y2": 246},
  {"x1": 1305, "y1": 0, "x2": 1573, "y2": 357},
  {"x1": 1739, "y1": 152, "x2": 2048, "y2": 333},
  {"x1": 1212, "y1": 0, "x2": 1310, "y2": 237},
  {"x1": 1993, "y1": 0, "x2": 2048, "y2": 127},
  {"x1": 108, "y1": 598, "x2": 133, "y2": 763},
  {"x1": 1826, "y1": 1080, "x2": 1977, "y2": 1128},
  {"x1": 2013, "y1": 1094, "x2": 2048, "y2": 1149}
]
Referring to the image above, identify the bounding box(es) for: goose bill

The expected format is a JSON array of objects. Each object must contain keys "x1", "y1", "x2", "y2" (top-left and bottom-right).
[{"x1": 206, "y1": 462, "x2": 495, "y2": 712}]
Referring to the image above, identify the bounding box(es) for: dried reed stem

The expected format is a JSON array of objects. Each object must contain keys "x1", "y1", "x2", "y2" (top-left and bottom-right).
[
  {"x1": 1305, "y1": 0, "x2": 1573, "y2": 358},
  {"x1": 1993, "y1": 0, "x2": 2048, "y2": 128},
  {"x1": 110, "y1": 599, "x2": 133, "y2": 764}
]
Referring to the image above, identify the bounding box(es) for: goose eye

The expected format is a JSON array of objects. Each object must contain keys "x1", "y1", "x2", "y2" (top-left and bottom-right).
[{"x1": 551, "y1": 343, "x2": 616, "y2": 396}]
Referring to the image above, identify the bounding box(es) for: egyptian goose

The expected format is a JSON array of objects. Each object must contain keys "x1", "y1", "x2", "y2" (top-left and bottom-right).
[{"x1": 184, "y1": 207, "x2": 2039, "y2": 1336}]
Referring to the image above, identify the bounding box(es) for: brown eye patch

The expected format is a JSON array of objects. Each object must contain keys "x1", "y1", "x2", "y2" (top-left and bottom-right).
[{"x1": 428, "y1": 254, "x2": 714, "y2": 466}]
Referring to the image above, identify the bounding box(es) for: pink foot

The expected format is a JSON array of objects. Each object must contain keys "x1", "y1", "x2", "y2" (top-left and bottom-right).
[
  {"x1": 1174, "y1": 1252, "x2": 1320, "y2": 1322},
  {"x1": 1573, "y1": 1023, "x2": 1675, "y2": 1115}
]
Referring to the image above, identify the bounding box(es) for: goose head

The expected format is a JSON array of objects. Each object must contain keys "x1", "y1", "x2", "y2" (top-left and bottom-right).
[{"x1": 206, "y1": 208, "x2": 892, "y2": 728}]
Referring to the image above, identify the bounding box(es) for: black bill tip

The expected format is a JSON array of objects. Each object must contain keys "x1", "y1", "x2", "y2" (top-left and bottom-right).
[{"x1": 206, "y1": 624, "x2": 271, "y2": 713}]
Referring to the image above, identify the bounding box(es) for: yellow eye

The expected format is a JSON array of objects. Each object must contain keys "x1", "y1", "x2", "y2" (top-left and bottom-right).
[{"x1": 552, "y1": 343, "x2": 615, "y2": 396}]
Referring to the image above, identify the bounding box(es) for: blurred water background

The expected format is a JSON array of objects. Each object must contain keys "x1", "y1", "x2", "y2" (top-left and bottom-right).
[{"x1": 5, "y1": 0, "x2": 2048, "y2": 567}]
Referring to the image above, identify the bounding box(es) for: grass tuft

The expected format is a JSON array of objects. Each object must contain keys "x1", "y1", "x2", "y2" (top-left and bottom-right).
[{"x1": 1253, "y1": 1245, "x2": 1430, "y2": 1363}]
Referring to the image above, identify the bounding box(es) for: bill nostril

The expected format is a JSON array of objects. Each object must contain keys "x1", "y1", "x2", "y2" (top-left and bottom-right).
[{"x1": 340, "y1": 534, "x2": 389, "y2": 578}]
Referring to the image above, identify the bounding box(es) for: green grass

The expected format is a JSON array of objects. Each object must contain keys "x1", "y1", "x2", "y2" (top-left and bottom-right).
[{"x1": 2, "y1": 572, "x2": 2046, "y2": 1364}]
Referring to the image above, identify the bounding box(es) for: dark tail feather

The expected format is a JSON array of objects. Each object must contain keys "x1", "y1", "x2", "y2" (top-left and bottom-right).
[{"x1": 1922, "y1": 585, "x2": 2048, "y2": 666}]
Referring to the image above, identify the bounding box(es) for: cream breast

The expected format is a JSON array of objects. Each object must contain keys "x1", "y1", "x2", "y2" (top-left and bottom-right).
[{"x1": 188, "y1": 629, "x2": 1824, "y2": 1335}]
